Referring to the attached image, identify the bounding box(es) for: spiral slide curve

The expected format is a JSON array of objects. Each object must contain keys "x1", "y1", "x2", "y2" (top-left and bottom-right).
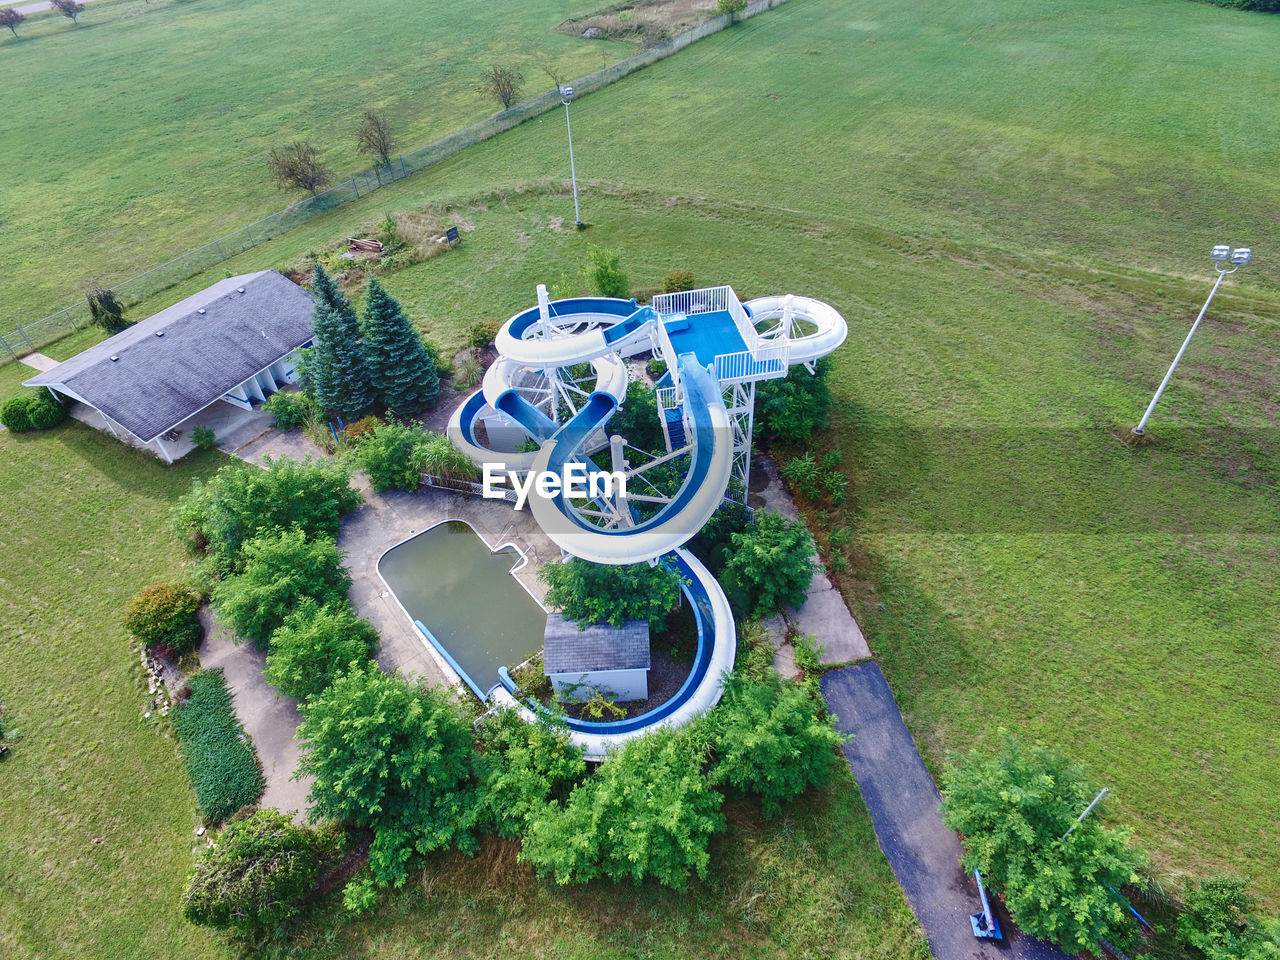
[{"x1": 447, "y1": 289, "x2": 847, "y2": 759}]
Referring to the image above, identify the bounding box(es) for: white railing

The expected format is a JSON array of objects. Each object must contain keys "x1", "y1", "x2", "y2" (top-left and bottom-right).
[
  {"x1": 713, "y1": 341, "x2": 791, "y2": 384},
  {"x1": 656, "y1": 385, "x2": 678, "y2": 412},
  {"x1": 653, "y1": 320, "x2": 681, "y2": 397},
  {"x1": 652, "y1": 285, "x2": 739, "y2": 319}
]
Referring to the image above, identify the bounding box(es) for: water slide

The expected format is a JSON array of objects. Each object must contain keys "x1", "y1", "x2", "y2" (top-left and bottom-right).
[{"x1": 447, "y1": 288, "x2": 847, "y2": 758}]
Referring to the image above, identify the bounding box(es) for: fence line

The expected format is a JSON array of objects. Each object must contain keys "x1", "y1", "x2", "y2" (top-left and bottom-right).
[{"x1": 0, "y1": 0, "x2": 789, "y2": 364}]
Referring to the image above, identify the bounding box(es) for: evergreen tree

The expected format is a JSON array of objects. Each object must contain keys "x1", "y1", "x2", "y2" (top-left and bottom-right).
[
  {"x1": 360, "y1": 277, "x2": 439, "y2": 416},
  {"x1": 307, "y1": 264, "x2": 375, "y2": 416}
]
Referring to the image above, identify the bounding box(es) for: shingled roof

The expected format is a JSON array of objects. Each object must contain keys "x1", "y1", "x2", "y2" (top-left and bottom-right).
[
  {"x1": 543, "y1": 614, "x2": 651, "y2": 674},
  {"x1": 25, "y1": 271, "x2": 314, "y2": 442}
]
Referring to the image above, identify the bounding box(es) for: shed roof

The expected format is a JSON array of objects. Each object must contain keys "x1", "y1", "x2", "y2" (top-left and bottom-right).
[
  {"x1": 25, "y1": 271, "x2": 314, "y2": 442},
  {"x1": 543, "y1": 614, "x2": 651, "y2": 674}
]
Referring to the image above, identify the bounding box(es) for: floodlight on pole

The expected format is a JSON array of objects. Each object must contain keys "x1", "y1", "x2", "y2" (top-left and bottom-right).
[
  {"x1": 559, "y1": 85, "x2": 582, "y2": 229},
  {"x1": 1131, "y1": 245, "x2": 1252, "y2": 437}
]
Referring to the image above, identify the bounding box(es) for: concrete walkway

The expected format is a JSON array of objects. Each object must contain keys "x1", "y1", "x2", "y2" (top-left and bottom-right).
[
  {"x1": 16, "y1": 352, "x2": 57, "y2": 372},
  {"x1": 821, "y1": 663, "x2": 1071, "y2": 960},
  {"x1": 197, "y1": 611, "x2": 313, "y2": 822}
]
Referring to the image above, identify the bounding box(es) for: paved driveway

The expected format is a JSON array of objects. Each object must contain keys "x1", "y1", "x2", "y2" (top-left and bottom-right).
[{"x1": 821, "y1": 663, "x2": 1072, "y2": 960}]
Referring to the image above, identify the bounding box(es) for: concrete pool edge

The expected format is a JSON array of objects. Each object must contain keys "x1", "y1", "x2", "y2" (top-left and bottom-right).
[{"x1": 374, "y1": 518, "x2": 549, "y2": 700}]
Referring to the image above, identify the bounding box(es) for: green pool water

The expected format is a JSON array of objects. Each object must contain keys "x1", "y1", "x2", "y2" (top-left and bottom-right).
[{"x1": 378, "y1": 521, "x2": 546, "y2": 696}]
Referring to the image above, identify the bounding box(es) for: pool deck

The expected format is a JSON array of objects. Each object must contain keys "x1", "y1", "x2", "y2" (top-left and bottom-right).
[{"x1": 339, "y1": 478, "x2": 562, "y2": 692}]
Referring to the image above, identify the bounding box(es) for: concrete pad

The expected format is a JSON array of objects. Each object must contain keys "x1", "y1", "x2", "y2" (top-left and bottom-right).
[
  {"x1": 773, "y1": 642, "x2": 801, "y2": 680},
  {"x1": 788, "y1": 579, "x2": 870, "y2": 665},
  {"x1": 17, "y1": 352, "x2": 58, "y2": 372},
  {"x1": 761, "y1": 614, "x2": 788, "y2": 651},
  {"x1": 197, "y1": 611, "x2": 313, "y2": 822}
]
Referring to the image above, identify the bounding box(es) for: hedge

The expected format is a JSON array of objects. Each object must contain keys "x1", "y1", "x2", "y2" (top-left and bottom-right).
[
  {"x1": 171, "y1": 671, "x2": 265, "y2": 822},
  {"x1": 0, "y1": 390, "x2": 67, "y2": 432}
]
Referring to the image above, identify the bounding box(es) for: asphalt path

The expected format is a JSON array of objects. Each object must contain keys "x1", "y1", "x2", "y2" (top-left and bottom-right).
[{"x1": 821, "y1": 663, "x2": 1073, "y2": 960}]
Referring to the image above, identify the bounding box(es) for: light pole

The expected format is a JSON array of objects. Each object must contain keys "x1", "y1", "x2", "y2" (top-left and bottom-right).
[
  {"x1": 559, "y1": 86, "x2": 582, "y2": 229},
  {"x1": 1131, "y1": 245, "x2": 1252, "y2": 437}
]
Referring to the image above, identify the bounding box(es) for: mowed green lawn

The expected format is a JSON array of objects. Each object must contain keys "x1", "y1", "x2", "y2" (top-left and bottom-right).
[
  {"x1": 0, "y1": 0, "x2": 631, "y2": 326},
  {"x1": 83, "y1": 0, "x2": 1280, "y2": 902}
]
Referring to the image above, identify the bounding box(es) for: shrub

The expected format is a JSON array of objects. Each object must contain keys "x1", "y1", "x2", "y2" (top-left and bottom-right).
[
  {"x1": 172, "y1": 455, "x2": 361, "y2": 568},
  {"x1": 297, "y1": 664, "x2": 479, "y2": 904},
  {"x1": 122, "y1": 583, "x2": 203, "y2": 655},
  {"x1": 0, "y1": 391, "x2": 67, "y2": 432},
  {"x1": 754, "y1": 356, "x2": 832, "y2": 444},
  {"x1": 662, "y1": 269, "x2": 696, "y2": 293},
  {"x1": 416, "y1": 430, "x2": 478, "y2": 481},
  {"x1": 647, "y1": 356, "x2": 668, "y2": 379},
  {"x1": 1178, "y1": 876, "x2": 1280, "y2": 960},
  {"x1": 263, "y1": 390, "x2": 320, "y2": 431},
  {"x1": 709, "y1": 671, "x2": 844, "y2": 817},
  {"x1": 192, "y1": 426, "x2": 217, "y2": 450},
  {"x1": 453, "y1": 348, "x2": 483, "y2": 389},
  {"x1": 520, "y1": 728, "x2": 724, "y2": 889},
  {"x1": 210, "y1": 530, "x2": 351, "y2": 647},
  {"x1": 781, "y1": 451, "x2": 822, "y2": 499},
  {"x1": 686, "y1": 500, "x2": 753, "y2": 576},
  {"x1": 722, "y1": 512, "x2": 817, "y2": 618},
  {"x1": 355, "y1": 420, "x2": 425, "y2": 493},
  {"x1": 941, "y1": 732, "x2": 1147, "y2": 954},
  {"x1": 171, "y1": 671, "x2": 265, "y2": 822},
  {"x1": 182, "y1": 809, "x2": 335, "y2": 932},
  {"x1": 474, "y1": 709, "x2": 586, "y2": 840},
  {"x1": 343, "y1": 414, "x2": 381, "y2": 444},
  {"x1": 540, "y1": 557, "x2": 684, "y2": 630},
  {"x1": 263, "y1": 600, "x2": 378, "y2": 702},
  {"x1": 588, "y1": 246, "x2": 630, "y2": 299},
  {"x1": 466, "y1": 319, "x2": 501, "y2": 349}
]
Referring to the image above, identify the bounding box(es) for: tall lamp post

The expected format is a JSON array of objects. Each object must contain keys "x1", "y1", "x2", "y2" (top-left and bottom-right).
[
  {"x1": 1130, "y1": 245, "x2": 1252, "y2": 437},
  {"x1": 559, "y1": 85, "x2": 583, "y2": 229}
]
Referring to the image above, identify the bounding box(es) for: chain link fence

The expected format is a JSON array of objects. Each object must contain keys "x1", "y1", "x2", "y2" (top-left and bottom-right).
[{"x1": 0, "y1": 0, "x2": 788, "y2": 364}]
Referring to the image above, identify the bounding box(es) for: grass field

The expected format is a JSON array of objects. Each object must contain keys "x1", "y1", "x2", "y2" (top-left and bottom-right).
[
  {"x1": 0, "y1": 0, "x2": 634, "y2": 326},
  {"x1": 3, "y1": 0, "x2": 1280, "y2": 953},
  {"x1": 74, "y1": 0, "x2": 1280, "y2": 900}
]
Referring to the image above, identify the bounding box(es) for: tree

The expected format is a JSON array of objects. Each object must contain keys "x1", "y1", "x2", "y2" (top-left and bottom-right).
[
  {"x1": 0, "y1": 8, "x2": 26, "y2": 37},
  {"x1": 263, "y1": 600, "x2": 378, "y2": 702},
  {"x1": 210, "y1": 530, "x2": 351, "y2": 647},
  {"x1": 540, "y1": 557, "x2": 684, "y2": 630},
  {"x1": 181, "y1": 809, "x2": 332, "y2": 932},
  {"x1": 122, "y1": 583, "x2": 203, "y2": 655},
  {"x1": 716, "y1": 0, "x2": 748, "y2": 22},
  {"x1": 941, "y1": 733, "x2": 1147, "y2": 954},
  {"x1": 1178, "y1": 877, "x2": 1280, "y2": 960},
  {"x1": 86, "y1": 286, "x2": 128, "y2": 334},
  {"x1": 296, "y1": 664, "x2": 478, "y2": 906},
  {"x1": 267, "y1": 141, "x2": 331, "y2": 195},
  {"x1": 480, "y1": 64, "x2": 524, "y2": 109},
  {"x1": 360, "y1": 277, "x2": 439, "y2": 416},
  {"x1": 355, "y1": 109, "x2": 397, "y2": 167},
  {"x1": 172, "y1": 455, "x2": 361, "y2": 569},
  {"x1": 605, "y1": 379, "x2": 666, "y2": 455},
  {"x1": 50, "y1": 0, "x2": 85, "y2": 24},
  {"x1": 709, "y1": 671, "x2": 844, "y2": 817},
  {"x1": 721, "y1": 511, "x2": 817, "y2": 618},
  {"x1": 520, "y1": 729, "x2": 724, "y2": 889},
  {"x1": 474, "y1": 709, "x2": 585, "y2": 840},
  {"x1": 753, "y1": 356, "x2": 831, "y2": 444},
  {"x1": 588, "y1": 245, "x2": 629, "y2": 298},
  {"x1": 355, "y1": 420, "x2": 425, "y2": 492},
  {"x1": 307, "y1": 264, "x2": 376, "y2": 417}
]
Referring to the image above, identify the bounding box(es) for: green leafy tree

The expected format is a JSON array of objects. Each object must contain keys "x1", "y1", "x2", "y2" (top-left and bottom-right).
[
  {"x1": 86, "y1": 286, "x2": 128, "y2": 334},
  {"x1": 172, "y1": 455, "x2": 361, "y2": 569},
  {"x1": 754, "y1": 356, "x2": 832, "y2": 444},
  {"x1": 474, "y1": 709, "x2": 586, "y2": 840},
  {"x1": 355, "y1": 420, "x2": 426, "y2": 493},
  {"x1": 520, "y1": 729, "x2": 724, "y2": 889},
  {"x1": 606, "y1": 379, "x2": 666, "y2": 455},
  {"x1": 1, "y1": 9, "x2": 27, "y2": 38},
  {"x1": 210, "y1": 530, "x2": 351, "y2": 647},
  {"x1": 1179, "y1": 876, "x2": 1280, "y2": 960},
  {"x1": 308, "y1": 264, "x2": 376, "y2": 417},
  {"x1": 361, "y1": 278, "x2": 439, "y2": 416},
  {"x1": 709, "y1": 671, "x2": 845, "y2": 817},
  {"x1": 540, "y1": 557, "x2": 684, "y2": 630},
  {"x1": 122, "y1": 582, "x2": 203, "y2": 654},
  {"x1": 296, "y1": 664, "x2": 478, "y2": 906},
  {"x1": 588, "y1": 246, "x2": 629, "y2": 298},
  {"x1": 717, "y1": 0, "x2": 748, "y2": 21},
  {"x1": 941, "y1": 732, "x2": 1147, "y2": 954},
  {"x1": 687, "y1": 500, "x2": 752, "y2": 577},
  {"x1": 263, "y1": 600, "x2": 378, "y2": 702},
  {"x1": 721, "y1": 511, "x2": 817, "y2": 618},
  {"x1": 181, "y1": 809, "x2": 333, "y2": 932}
]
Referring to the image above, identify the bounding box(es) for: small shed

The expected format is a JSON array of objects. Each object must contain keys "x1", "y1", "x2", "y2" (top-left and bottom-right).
[{"x1": 543, "y1": 614, "x2": 650, "y2": 703}]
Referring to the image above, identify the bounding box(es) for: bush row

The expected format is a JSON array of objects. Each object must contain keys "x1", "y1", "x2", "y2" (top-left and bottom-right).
[{"x1": 0, "y1": 390, "x2": 67, "y2": 432}]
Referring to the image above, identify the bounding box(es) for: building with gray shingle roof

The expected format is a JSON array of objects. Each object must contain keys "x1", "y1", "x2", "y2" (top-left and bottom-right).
[
  {"x1": 543, "y1": 613, "x2": 651, "y2": 702},
  {"x1": 24, "y1": 271, "x2": 314, "y2": 462}
]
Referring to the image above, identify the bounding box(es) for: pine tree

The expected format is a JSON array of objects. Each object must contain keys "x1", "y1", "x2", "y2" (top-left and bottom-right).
[
  {"x1": 307, "y1": 264, "x2": 375, "y2": 416},
  {"x1": 360, "y1": 278, "x2": 439, "y2": 416}
]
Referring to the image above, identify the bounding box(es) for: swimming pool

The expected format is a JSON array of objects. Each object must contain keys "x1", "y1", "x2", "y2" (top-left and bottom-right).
[{"x1": 377, "y1": 520, "x2": 547, "y2": 698}]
